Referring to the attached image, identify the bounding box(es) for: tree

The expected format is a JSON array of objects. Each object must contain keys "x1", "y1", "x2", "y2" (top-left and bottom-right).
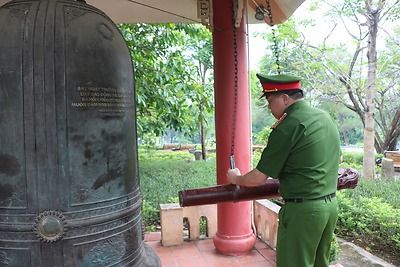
[
  {"x1": 362, "y1": 0, "x2": 381, "y2": 179},
  {"x1": 184, "y1": 26, "x2": 214, "y2": 159},
  {"x1": 118, "y1": 24, "x2": 213, "y2": 143},
  {"x1": 336, "y1": 106, "x2": 364, "y2": 146},
  {"x1": 255, "y1": 0, "x2": 400, "y2": 179},
  {"x1": 374, "y1": 34, "x2": 400, "y2": 152},
  {"x1": 317, "y1": 0, "x2": 399, "y2": 179}
]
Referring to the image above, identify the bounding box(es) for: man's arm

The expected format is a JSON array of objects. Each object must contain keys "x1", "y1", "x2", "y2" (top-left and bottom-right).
[{"x1": 227, "y1": 168, "x2": 269, "y2": 187}]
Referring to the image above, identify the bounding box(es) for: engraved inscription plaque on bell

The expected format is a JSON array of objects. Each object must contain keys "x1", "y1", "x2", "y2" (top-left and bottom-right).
[{"x1": 0, "y1": 0, "x2": 161, "y2": 266}]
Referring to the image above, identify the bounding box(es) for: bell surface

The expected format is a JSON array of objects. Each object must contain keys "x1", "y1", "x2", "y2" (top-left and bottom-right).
[{"x1": 0, "y1": 0, "x2": 160, "y2": 266}]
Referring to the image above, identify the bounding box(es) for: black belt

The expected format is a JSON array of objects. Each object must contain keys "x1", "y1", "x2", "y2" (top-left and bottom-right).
[{"x1": 284, "y1": 193, "x2": 336, "y2": 203}]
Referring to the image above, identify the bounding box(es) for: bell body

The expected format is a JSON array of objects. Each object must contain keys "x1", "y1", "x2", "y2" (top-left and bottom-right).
[{"x1": 0, "y1": 0, "x2": 160, "y2": 266}]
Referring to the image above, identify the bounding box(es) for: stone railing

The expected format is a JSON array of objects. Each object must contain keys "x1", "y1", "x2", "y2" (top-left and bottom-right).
[
  {"x1": 253, "y1": 199, "x2": 280, "y2": 249},
  {"x1": 159, "y1": 200, "x2": 280, "y2": 249},
  {"x1": 159, "y1": 203, "x2": 217, "y2": 246}
]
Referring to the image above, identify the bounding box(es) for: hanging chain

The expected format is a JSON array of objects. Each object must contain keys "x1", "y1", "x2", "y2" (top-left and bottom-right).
[
  {"x1": 230, "y1": 0, "x2": 239, "y2": 167},
  {"x1": 265, "y1": 0, "x2": 281, "y2": 74}
]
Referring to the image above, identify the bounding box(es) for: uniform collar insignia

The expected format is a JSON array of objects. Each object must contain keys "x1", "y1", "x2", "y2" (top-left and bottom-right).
[{"x1": 270, "y1": 113, "x2": 287, "y2": 130}]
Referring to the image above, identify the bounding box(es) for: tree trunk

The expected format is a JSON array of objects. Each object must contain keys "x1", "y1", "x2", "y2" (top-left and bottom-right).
[
  {"x1": 383, "y1": 106, "x2": 400, "y2": 151},
  {"x1": 343, "y1": 130, "x2": 350, "y2": 146},
  {"x1": 337, "y1": 112, "x2": 349, "y2": 146},
  {"x1": 362, "y1": 0, "x2": 382, "y2": 180},
  {"x1": 200, "y1": 99, "x2": 207, "y2": 160}
]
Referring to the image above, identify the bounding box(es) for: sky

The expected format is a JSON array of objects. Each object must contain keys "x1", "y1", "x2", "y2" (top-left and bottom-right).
[
  {"x1": 247, "y1": 0, "x2": 394, "y2": 70},
  {"x1": 248, "y1": 24, "x2": 270, "y2": 69},
  {"x1": 247, "y1": 1, "x2": 328, "y2": 70},
  {"x1": 246, "y1": 1, "x2": 356, "y2": 70}
]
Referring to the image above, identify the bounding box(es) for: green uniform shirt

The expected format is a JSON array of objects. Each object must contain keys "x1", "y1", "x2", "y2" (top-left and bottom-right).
[{"x1": 256, "y1": 100, "x2": 341, "y2": 200}]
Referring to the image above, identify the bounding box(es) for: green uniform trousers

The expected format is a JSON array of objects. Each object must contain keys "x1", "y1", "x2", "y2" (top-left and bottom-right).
[{"x1": 276, "y1": 197, "x2": 338, "y2": 267}]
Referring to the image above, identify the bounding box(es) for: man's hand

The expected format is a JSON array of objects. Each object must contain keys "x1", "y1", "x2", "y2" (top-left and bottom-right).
[{"x1": 227, "y1": 168, "x2": 241, "y2": 185}]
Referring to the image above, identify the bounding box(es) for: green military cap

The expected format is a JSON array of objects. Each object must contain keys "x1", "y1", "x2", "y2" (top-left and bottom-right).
[{"x1": 257, "y1": 73, "x2": 302, "y2": 98}]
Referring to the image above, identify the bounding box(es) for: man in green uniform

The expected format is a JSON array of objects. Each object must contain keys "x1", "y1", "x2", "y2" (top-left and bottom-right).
[{"x1": 227, "y1": 74, "x2": 342, "y2": 267}]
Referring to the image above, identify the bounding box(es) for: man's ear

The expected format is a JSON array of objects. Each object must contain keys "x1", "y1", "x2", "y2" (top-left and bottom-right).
[{"x1": 282, "y1": 93, "x2": 290, "y2": 104}]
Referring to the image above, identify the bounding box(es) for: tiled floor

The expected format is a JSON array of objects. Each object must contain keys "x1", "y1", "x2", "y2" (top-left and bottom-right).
[
  {"x1": 144, "y1": 232, "x2": 345, "y2": 267},
  {"x1": 145, "y1": 232, "x2": 277, "y2": 267}
]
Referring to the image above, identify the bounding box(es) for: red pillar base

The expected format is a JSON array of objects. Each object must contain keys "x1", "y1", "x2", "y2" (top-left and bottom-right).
[{"x1": 213, "y1": 231, "x2": 256, "y2": 256}]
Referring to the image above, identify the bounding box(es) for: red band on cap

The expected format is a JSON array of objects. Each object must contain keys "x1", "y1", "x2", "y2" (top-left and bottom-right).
[{"x1": 262, "y1": 81, "x2": 301, "y2": 92}]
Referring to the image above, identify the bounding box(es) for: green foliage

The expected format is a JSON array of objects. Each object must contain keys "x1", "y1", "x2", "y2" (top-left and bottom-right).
[
  {"x1": 118, "y1": 23, "x2": 213, "y2": 139},
  {"x1": 139, "y1": 149, "x2": 216, "y2": 225},
  {"x1": 339, "y1": 151, "x2": 385, "y2": 172},
  {"x1": 251, "y1": 100, "x2": 275, "y2": 140},
  {"x1": 329, "y1": 234, "x2": 340, "y2": 263},
  {"x1": 336, "y1": 172, "x2": 400, "y2": 258},
  {"x1": 342, "y1": 151, "x2": 363, "y2": 165},
  {"x1": 200, "y1": 216, "x2": 207, "y2": 236},
  {"x1": 336, "y1": 106, "x2": 364, "y2": 146},
  {"x1": 343, "y1": 176, "x2": 400, "y2": 209},
  {"x1": 336, "y1": 187, "x2": 400, "y2": 256},
  {"x1": 142, "y1": 200, "x2": 159, "y2": 228},
  {"x1": 252, "y1": 150, "x2": 262, "y2": 167},
  {"x1": 138, "y1": 132, "x2": 160, "y2": 148},
  {"x1": 253, "y1": 126, "x2": 272, "y2": 146}
]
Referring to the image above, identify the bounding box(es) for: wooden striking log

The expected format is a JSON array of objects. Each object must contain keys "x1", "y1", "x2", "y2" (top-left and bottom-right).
[{"x1": 179, "y1": 168, "x2": 359, "y2": 207}]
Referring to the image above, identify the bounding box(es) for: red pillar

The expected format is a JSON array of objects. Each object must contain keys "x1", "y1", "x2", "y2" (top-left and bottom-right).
[{"x1": 212, "y1": 0, "x2": 256, "y2": 255}]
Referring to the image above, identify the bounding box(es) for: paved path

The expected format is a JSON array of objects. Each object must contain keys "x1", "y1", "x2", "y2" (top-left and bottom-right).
[{"x1": 333, "y1": 238, "x2": 397, "y2": 267}]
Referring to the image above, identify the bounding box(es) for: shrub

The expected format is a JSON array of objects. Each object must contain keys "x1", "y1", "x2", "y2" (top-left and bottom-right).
[
  {"x1": 346, "y1": 178, "x2": 400, "y2": 209},
  {"x1": 253, "y1": 126, "x2": 271, "y2": 146},
  {"x1": 336, "y1": 184, "x2": 400, "y2": 258},
  {"x1": 329, "y1": 234, "x2": 339, "y2": 263},
  {"x1": 342, "y1": 151, "x2": 363, "y2": 165},
  {"x1": 139, "y1": 149, "x2": 216, "y2": 225},
  {"x1": 142, "y1": 200, "x2": 159, "y2": 228}
]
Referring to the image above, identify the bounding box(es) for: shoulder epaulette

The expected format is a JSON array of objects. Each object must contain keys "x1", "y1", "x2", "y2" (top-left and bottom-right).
[{"x1": 270, "y1": 113, "x2": 287, "y2": 130}]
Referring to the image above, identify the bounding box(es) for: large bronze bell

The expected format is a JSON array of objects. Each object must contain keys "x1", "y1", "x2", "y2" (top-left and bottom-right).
[{"x1": 0, "y1": 0, "x2": 160, "y2": 266}]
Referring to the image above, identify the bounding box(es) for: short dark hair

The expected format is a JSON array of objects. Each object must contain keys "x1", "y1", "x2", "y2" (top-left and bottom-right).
[{"x1": 264, "y1": 89, "x2": 304, "y2": 100}]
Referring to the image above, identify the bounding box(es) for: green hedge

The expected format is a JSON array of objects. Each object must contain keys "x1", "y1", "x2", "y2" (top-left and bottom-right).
[
  {"x1": 336, "y1": 179, "x2": 400, "y2": 258},
  {"x1": 138, "y1": 149, "x2": 216, "y2": 227}
]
